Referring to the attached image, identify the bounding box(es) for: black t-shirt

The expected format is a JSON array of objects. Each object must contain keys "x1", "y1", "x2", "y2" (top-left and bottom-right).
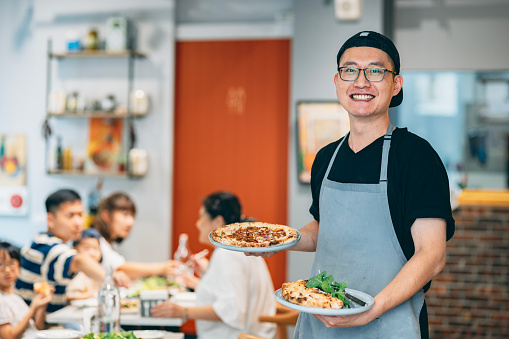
[{"x1": 310, "y1": 127, "x2": 455, "y2": 277}]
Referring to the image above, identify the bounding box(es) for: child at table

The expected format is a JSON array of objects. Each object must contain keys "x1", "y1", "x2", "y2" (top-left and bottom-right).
[
  {"x1": 66, "y1": 228, "x2": 103, "y2": 301},
  {"x1": 0, "y1": 241, "x2": 53, "y2": 339}
]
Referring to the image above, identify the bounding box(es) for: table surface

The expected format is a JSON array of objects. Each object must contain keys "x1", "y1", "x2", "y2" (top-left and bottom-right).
[
  {"x1": 45, "y1": 291, "x2": 201, "y2": 329},
  {"x1": 46, "y1": 305, "x2": 184, "y2": 327}
]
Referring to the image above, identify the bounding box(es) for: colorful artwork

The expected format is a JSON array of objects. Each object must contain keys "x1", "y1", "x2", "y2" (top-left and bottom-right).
[
  {"x1": 0, "y1": 135, "x2": 26, "y2": 186},
  {"x1": 297, "y1": 102, "x2": 350, "y2": 183},
  {"x1": 87, "y1": 118, "x2": 123, "y2": 173}
]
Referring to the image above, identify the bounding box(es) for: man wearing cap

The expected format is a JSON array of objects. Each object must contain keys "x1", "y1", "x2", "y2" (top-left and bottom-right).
[{"x1": 249, "y1": 31, "x2": 455, "y2": 338}]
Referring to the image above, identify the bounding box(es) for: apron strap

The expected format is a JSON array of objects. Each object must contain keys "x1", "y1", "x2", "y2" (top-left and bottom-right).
[
  {"x1": 324, "y1": 123, "x2": 394, "y2": 183},
  {"x1": 323, "y1": 132, "x2": 348, "y2": 180},
  {"x1": 379, "y1": 123, "x2": 394, "y2": 183}
]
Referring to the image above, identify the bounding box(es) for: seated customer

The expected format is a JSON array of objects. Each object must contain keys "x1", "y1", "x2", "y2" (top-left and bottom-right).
[
  {"x1": 92, "y1": 192, "x2": 178, "y2": 279},
  {"x1": 16, "y1": 189, "x2": 105, "y2": 312},
  {"x1": 66, "y1": 228, "x2": 103, "y2": 301},
  {"x1": 0, "y1": 241, "x2": 53, "y2": 339},
  {"x1": 151, "y1": 191, "x2": 276, "y2": 339}
]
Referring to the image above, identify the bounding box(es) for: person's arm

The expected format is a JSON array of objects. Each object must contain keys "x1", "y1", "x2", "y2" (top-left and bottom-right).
[
  {"x1": 314, "y1": 218, "x2": 447, "y2": 328},
  {"x1": 245, "y1": 219, "x2": 320, "y2": 258},
  {"x1": 290, "y1": 219, "x2": 320, "y2": 252},
  {"x1": 33, "y1": 304, "x2": 48, "y2": 330},
  {"x1": 151, "y1": 302, "x2": 221, "y2": 321},
  {"x1": 69, "y1": 253, "x2": 105, "y2": 283},
  {"x1": 117, "y1": 260, "x2": 179, "y2": 280},
  {"x1": 0, "y1": 294, "x2": 52, "y2": 339}
]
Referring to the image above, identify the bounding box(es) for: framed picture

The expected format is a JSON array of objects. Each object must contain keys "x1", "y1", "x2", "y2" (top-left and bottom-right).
[{"x1": 297, "y1": 101, "x2": 350, "y2": 183}]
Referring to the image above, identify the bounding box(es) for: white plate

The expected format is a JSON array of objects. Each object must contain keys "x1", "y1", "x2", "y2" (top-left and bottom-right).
[
  {"x1": 274, "y1": 288, "x2": 374, "y2": 315},
  {"x1": 70, "y1": 298, "x2": 98, "y2": 308},
  {"x1": 132, "y1": 330, "x2": 165, "y2": 339},
  {"x1": 36, "y1": 329, "x2": 81, "y2": 339},
  {"x1": 208, "y1": 231, "x2": 301, "y2": 253}
]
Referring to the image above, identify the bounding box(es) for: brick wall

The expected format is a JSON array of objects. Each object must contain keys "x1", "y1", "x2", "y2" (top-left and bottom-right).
[{"x1": 427, "y1": 205, "x2": 509, "y2": 338}]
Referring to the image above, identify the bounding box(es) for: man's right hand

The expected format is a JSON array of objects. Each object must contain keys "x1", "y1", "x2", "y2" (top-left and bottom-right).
[{"x1": 244, "y1": 251, "x2": 280, "y2": 258}]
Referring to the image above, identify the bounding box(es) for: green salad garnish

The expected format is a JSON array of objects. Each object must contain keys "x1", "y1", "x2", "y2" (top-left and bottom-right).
[
  {"x1": 305, "y1": 271, "x2": 350, "y2": 308},
  {"x1": 83, "y1": 332, "x2": 138, "y2": 339}
]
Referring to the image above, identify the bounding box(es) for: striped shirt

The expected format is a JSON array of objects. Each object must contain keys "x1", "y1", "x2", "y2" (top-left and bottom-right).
[{"x1": 15, "y1": 232, "x2": 77, "y2": 313}]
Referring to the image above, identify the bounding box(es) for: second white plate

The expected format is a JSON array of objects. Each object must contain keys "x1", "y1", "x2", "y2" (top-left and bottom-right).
[
  {"x1": 274, "y1": 288, "x2": 374, "y2": 315},
  {"x1": 36, "y1": 329, "x2": 81, "y2": 339}
]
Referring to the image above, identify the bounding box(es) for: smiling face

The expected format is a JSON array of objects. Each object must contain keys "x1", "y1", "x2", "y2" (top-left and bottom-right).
[
  {"x1": 335, "y1": 46, "x2": 403, "y2": 121},
  {"x1": 47, "y1": 200, "x2": 84, "y2": 243},
  {"x1": 0, "y1": 250, "x2": 19, "y2": 292}
]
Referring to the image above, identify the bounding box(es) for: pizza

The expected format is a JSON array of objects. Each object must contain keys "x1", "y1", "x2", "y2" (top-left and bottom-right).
[
  {"x1": 282, "y1": 280, "x2": 344, "y2": 309},
  {"x1": 210, "y1": 222, "x2": 299, "y2": 248}
]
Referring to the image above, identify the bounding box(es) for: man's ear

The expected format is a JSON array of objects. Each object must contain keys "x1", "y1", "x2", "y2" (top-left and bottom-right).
[
  {"x1": 334, "y1": 72, "x2": 339, "y2": 85},
  {"x1": 393, "y1": 74, "x2": 403, "y2": 97},
  {"x1": 47, "y1": 212, "x2": 55, "y2": 232}
]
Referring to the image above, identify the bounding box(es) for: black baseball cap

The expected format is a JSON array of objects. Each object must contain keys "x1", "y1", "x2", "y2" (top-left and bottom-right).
[{"x1": 336, "y1": 31, "x2": 403, "y2": 107}]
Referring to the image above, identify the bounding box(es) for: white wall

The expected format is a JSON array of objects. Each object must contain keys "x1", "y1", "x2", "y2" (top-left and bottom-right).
[
  {"x1": 394, "y1": 0, "x2": 509, "y2": 70},
  {"x1": 287, "y1": 0, "x2": 385, "y2": 281},
  {"x1": 0, "y1": 0, "x2": 176, "y2": 263}
]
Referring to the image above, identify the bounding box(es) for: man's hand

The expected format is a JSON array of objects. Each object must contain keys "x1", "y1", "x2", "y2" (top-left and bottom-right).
[
  {"x1": 151, "y1": 301, "x2": 185, "y2": 318},
  {"x1": 244, "y1": 250, "x2": 280, "y2": 258},
  {"x1": 313, "y1": 301, "x2": 379, "y2": 328}
]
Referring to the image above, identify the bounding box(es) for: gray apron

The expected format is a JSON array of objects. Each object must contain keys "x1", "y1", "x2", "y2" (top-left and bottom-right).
[{"x1": 294, "y1": 125, "x2": 424, "y2": 339}]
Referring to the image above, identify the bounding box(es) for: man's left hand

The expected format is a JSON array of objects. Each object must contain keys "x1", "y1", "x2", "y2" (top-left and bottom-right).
[{"x1": 313, "y1": 303, "x2": 378, "y2": 328}]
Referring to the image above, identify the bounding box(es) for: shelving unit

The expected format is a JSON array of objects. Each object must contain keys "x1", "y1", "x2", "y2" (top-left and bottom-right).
[{"x1": 43, "y1": 39, "x2": 147, "y2": 178}]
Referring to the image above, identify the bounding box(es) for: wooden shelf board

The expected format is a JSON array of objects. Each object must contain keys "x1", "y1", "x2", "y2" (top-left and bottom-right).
[
  {"x1": 47, "y1": 111, "x2": 130, "y2": 118},
  {"x1": 49, "y1": 50, "x2": 146, "y2": 59},
  {"x1": 47, "y1": 170, "x2": 128, "y2": 178}
]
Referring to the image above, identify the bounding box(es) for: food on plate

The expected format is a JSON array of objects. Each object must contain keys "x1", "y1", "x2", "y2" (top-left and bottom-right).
[
  {"x1": 210, "y1": 222, "x2": 299, "y2": 247},
  {"x1": 33, "y1": 281, "x2": 51, "y2": 295},
  {"x1": 121, "y1": 298, "x2": 139, "y2": 311},
  {"x1": 281, "y1": 271, "x2": 350, "y2": 309},
  {"x1": 126, "y1": 276, "x2": 179, "y2": 298},
  {"x1": 83, "y1": 331, "x2": 138, "y2": 339}
]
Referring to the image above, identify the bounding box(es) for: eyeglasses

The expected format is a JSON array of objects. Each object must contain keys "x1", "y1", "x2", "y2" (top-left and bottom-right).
[
  {"x1": 0, "y1": 260, "x2": 18, "y2": 271},
  {"x1": 338, "y1": 67, "x2": 397, "y2": 82}
]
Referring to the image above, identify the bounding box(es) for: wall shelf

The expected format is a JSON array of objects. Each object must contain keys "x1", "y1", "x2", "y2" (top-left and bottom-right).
[
  {"x1": 47, "y1": 111, "x2": 132, "y2": 118},
  {"x1": 47, "y1": 169, "x2": 128, "y2": 177},
  {"x1": 49, "y1": 50, "x2": 146, "y2": 59},
  {"x1": 44, "y1": 39, "x2": 147, "y2": 179}
]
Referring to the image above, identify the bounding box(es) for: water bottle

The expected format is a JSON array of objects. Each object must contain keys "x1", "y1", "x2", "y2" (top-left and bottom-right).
[
  {"x1": 174, "y1": 233, "x2": 193, "y2": 275},
  {"x1": 174, "y1": 233, "x2": 191, "y2": 263},
  {"x1": 97, "y1": 267, "x2": 120, "y2": 333}
]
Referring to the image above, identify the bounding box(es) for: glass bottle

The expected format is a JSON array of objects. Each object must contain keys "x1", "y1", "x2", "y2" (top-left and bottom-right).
[
  {"x1": 97, "y1": 267, "x2": 120, "y2": 333},
  {"x1": 55, "y1": 137, "x2": 63, "y2": 171},
  {"x1": 173, "y1": 233, "x2": 191, "y2": 263},
  {"x1": 88, "y1": 177, "x2": 103, "y2": 215}
]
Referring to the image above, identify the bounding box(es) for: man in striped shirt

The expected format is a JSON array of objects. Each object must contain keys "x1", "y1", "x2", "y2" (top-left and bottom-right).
[{"x1": 16, "y1": 189, "x2": 105, "y2": 312}]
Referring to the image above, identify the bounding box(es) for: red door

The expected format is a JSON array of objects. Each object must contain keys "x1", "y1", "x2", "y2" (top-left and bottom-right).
[{"x1": 172, "y1": 39, "x2": 290, "y2": 288}]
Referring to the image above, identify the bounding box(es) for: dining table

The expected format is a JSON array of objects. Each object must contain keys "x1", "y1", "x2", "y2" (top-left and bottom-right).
[{"x1": 46, "y1": 291, "x2": 196, "y2": 331}]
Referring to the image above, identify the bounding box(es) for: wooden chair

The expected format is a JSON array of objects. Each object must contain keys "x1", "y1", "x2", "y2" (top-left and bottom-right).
[
  {"x1": 259, "y1": 304, "x2": 299, "y2": 339},
  {"x1": 238, "y1": 304, "x2": 299, "y2": 339},
  {"x1": 238, "y1": 334, "x2": 267, "y2": 339}
]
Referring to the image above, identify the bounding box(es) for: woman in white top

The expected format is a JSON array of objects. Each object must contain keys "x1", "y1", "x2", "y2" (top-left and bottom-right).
[
  {"x1": 92, "y1": 193, "x2": 178, "y2": 282},
  {"x1": 151, "y1": 191, "x2": 276, "y2": 339}
]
